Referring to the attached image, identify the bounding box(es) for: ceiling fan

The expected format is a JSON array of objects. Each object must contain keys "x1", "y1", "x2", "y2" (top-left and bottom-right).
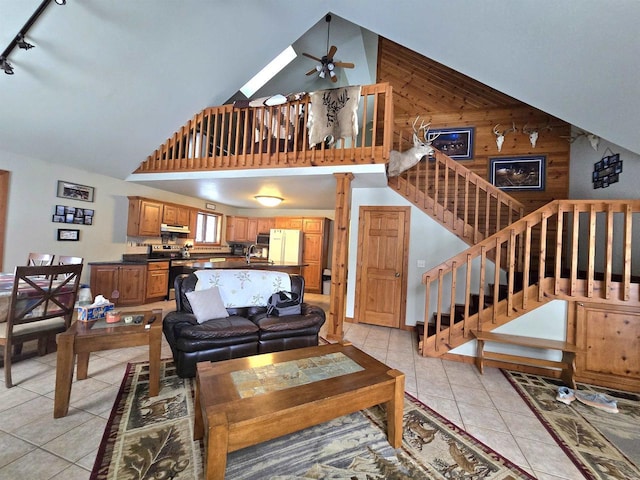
[{"x1": 303, "y1": 14, "x2": 354, "y2": 83}]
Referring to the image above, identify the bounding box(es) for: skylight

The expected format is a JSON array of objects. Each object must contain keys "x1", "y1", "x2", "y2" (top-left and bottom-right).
[{"x1": 240, "y1": 45, "x2": 297, "y2": 98}]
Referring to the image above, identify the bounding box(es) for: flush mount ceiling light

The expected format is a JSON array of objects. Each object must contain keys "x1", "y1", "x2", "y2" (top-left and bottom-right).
[
  {"x1": 1, "y1": 0, "x2": 66, "y2": 75},
  {"x1": 255, "y1": 195, "x2": 284, "y2": 207}
]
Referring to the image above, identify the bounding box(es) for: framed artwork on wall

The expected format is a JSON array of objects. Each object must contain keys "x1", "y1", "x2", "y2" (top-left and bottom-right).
[
  {"x1": 427, "y1": 127, "x2": 475, "y2": 160},
  {"x1": 57, "y1": 228, "x2": 80, "y2": 241},
  {"x1": 56, "y1": 180, "x2": 95, "y2": 202},
  {"x1": 593, "y1": 152, "x2": 622, "y2": 189},
  {"x1": 52, "y1": 205, "x2": 95, "y2": 225},
  {"x1": 489, "y1": 155, "x2": 546, "y2": 191}
]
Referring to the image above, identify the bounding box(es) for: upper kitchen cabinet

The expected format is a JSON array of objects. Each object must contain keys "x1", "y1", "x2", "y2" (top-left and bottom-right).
[
  {"x1": 127, "y1": 197, "x2": 163, "y2": 236},
  {"x1": 226, "y1": 216, "x2": 249, "y2": 242},
  {"x1": 275, "y1": 217, "x2": 303, "y2": 230},
  {"x1": 163, "y1": 204, "x2": 191, "y2": 226},
  {"x1": 257, "y1": 217, "x2": 275, "y2": 234}
]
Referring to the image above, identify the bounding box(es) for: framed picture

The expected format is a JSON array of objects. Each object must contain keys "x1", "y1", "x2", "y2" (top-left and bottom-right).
[
  {"x1": 489, "y1": 155, "x2": 546, "y2": 191},
  {"x1": 427, "y1": 127, "x2": 475, "y2": 160},
  {"x1": 53, "y1": 205, "x2": 95, "y2": 225},
  {"x1": 593, "y1": 153, "x2": 622, "y2": 189},
  {"x1": 57, "y1": 228, "x2": 80, "y2": 241},
  {"x1": 57, "y1": 180, "x2": 95, "y2": 202}
]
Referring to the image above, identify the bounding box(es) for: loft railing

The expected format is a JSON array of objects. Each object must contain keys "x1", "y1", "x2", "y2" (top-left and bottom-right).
[
  {"x1": 134, "y1": 83, "x2": 394, "y2": 173},
  {"x1": 388, "y1": 148, "x2": 525, "y2": 246},
  {"x1": 421, "y1": 199, "x2": 640, "y2": 356}
]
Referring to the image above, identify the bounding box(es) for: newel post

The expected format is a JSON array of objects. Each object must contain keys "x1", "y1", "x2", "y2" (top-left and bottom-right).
[{"x1": 327, "y1": 172, "x2": 354, "y2": 341}]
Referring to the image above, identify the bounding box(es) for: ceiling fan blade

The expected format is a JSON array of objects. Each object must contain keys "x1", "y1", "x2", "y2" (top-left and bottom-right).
[
  {"x1": 302, "y1": 52, "x2": 322, "y2": 62},
  {"x1": 333, "y1": 61, "x2": 355, "y2": 69},
  {"x1": 327, "y1": 45, "x2": 337, "y2": 60},
  {"x1": 305, "y1": 67, "x2": 318, "y2": 76}
]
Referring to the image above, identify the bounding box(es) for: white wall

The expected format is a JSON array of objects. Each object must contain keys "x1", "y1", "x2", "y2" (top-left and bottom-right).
[{"x1": 0, "y1": 151, "x2": 236, "y2": 283}]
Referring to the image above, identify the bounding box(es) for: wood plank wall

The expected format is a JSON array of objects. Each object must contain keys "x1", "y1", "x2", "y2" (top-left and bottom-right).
[{"x1": 377, "y1": 37, "x2": 571, "y2": 214}]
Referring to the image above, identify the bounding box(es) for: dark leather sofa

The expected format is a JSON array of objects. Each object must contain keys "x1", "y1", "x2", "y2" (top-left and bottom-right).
[{"x1": 162, "y1": 272, "x2": 326, "y2": 378}]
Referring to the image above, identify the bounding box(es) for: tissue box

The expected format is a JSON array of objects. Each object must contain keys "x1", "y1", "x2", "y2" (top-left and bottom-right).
[{"x1": 77, "y1": 303, "x2": 115, "y2": 322}]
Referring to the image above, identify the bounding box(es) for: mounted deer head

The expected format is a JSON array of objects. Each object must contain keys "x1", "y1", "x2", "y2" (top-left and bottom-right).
[
  {"x1": 493, "y1": 122, "x2": 517, "y2": 152},
  {"x1": 522, "y1": 124, "x2": 539, "y2": 148},
  {"x1": 565, "y1": 129, "x2": 600, "y2": 151},
  {"x1": 387, "y1": 116, "x2": 439, "y2": 177}
]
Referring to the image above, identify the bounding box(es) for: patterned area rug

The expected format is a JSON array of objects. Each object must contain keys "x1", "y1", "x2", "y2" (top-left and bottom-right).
[
  {"x1": 91, "y1": 359, "x2": 534, "y2": 479},
  {"x1": 504, "y1": 371, "x2": 640, "y2": 480}
]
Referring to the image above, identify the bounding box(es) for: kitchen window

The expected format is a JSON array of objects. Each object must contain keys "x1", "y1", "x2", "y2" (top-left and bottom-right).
[{"x1": 195, "y1": 211, "x2": 221, "y2": 245}]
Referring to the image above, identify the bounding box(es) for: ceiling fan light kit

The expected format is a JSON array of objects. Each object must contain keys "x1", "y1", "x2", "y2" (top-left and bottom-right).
[{"x1": 303, "y1": 13, "x2": 354, "y2": 83}]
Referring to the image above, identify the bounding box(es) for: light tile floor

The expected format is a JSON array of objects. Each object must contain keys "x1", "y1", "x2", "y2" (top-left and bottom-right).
[{"x1": 0, "y1": 295, "x2": 585, "y2": 479}]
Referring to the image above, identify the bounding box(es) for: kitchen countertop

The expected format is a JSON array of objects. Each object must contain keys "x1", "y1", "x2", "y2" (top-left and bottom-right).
[{"x1": 90, "y1": 256, "x2": 297, "y2": 268}]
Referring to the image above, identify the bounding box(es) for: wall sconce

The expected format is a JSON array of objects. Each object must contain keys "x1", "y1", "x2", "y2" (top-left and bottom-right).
[
  {"x1": 255, "y1": 195, "x2": 283, "y2": 207},
  {"x1": 1, "y1": 0, "x2": 66, "y2": 75}
]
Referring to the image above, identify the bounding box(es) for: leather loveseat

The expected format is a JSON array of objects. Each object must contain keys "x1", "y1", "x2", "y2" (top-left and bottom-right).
[{"x1": 162, "y1": 270, "x2": 326, "y2": 378}]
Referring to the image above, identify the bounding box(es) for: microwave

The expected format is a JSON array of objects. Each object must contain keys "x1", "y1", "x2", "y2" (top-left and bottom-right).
[{"x1": 256, "y1": 232, "x2": 270, "y2": 245}]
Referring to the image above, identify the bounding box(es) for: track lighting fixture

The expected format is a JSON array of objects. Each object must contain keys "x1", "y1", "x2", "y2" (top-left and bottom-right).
[
  {"x1": 0, "y1": 58, "x2": 14, "y2": 75},
  {"x1": 1, "y1": 0, "x2": 66, "y2": 76},
  {"x1": 16, "y1": 35, "x2": 34, "y2": 50}
]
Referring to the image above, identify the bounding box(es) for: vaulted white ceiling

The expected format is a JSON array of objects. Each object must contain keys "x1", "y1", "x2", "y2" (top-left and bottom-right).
[{"x1": 1, "y1": 0, "x2": 638, "y2": 209}]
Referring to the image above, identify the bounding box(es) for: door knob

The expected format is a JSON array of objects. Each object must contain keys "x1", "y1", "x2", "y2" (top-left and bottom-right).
[{"x1": 395, "y1": 272, "x2": 400, "y2": 277}]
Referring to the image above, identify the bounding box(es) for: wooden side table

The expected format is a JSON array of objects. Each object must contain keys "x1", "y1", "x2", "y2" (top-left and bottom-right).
[{"x1": 53, "y1": 309, "x2": 163, "y2": 418}]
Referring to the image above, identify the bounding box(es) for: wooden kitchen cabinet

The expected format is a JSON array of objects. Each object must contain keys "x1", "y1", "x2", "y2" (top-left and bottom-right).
[
  {"x1": 90, "y1": 263, "x2": 146, "y2": 306},
  {"x1": 146, "y1": 261, "x2": 170, "y2": 301},
  {"x1": 275, "y1": 217, "x2": 303, "y2": 229},
  {"x1": 162, "y1": 204, "x2": 191, "y2": 226},
  {"x1": 247, "y1": 218, "x2": 258, "y2": 243},
  {"x1": 127, "y1": 197, "x2": 163, "y2": 236},
  {"x1": 226, "y1": 216, "x2": 249, "y2": 242},
  {"x1": 257, "y1": 217, "x2": 274, "y2": 234}
]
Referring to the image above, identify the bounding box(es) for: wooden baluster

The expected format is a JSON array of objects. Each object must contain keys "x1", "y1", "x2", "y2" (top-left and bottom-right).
[
  {"x1": 463, "y1": 172, "x2": 470, "y2": 230},
  {"x1": 522, "y1": 220, "x2": 532, "y2": 309},
  {"x1": 587, "y1": 204, "x2": 596, "y2": 298},
  {"x1": 449, "y1": 262, "x2": 457, "y2": 346},
  {"x1": 474, "y1": 183, "x2": 480, "y2": 244},
  {"x1": 568, "y1": 204, "x2": 579, "y2": 296},
  {"x1": 507, "y1": 229, "x2": 516, "y2": 316},
  {"x1": 604, "y1": 203, "x2": 613, "y2": 300},
  {"x1": 538, "y1": 211, "x2": 548, "y2": 302},
  {"x1": 493, "y1": 238, "x2": 501, "y2": 323},
  {"x1": 484, "y1": 190, "x2": 491, "y2": 239},
  {"x1": 623, "y1": 203, "x2": 632, "y2": 301},
  {"x1": 478, "y1": 246, "x2": 487, "y2": 330},
  {"x1": 423, "y1": 275, "x2": 431, "y2": 356},
  {"x1": 463, "y1": 254, "x2": 472, "y2": 337},
  {"x1": 435, "y1": 269, "x2": 444, "y2": 352},
  {"x1": 554, "y1": 207, "x2": 564, "y2": 295}
]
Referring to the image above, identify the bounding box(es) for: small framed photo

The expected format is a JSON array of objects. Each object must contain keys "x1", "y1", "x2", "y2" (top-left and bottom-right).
[
  {"x1": 57, "y1": 180, "x2": 95, "y2": 203},
  {"x1": 489, "y1": 155, "x2": 546, "y2": 191},
  {"x1": 57, "y1": 228, "x2": 80, "y2": 241},
  {"x1": 84, "y1": 216, "x2": 93, "y2": 225},
  {"x1": 55, "y1": 205, "x2": 65, "y2": 216},
  {"x1": 52, "y1": 215, "x2": 65, "y2": 223},
  {"x1": 427, "y1": 127, "x2": 475, "y2": 160}
]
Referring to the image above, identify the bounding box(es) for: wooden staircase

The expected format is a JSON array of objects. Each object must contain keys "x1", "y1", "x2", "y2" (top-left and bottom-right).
[{"x1": 388, "y1": 153, "x2": 640, "y2": 357}]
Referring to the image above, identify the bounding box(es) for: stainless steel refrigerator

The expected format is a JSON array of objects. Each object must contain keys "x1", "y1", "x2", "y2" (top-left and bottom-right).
[{"x1": 268, "y1": 229, "x2": 303, "y2": 264}]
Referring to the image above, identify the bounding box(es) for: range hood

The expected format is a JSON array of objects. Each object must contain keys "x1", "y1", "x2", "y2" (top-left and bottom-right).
[{"x1": 160, "y1": 223, "x2": 191, "y2": 234}]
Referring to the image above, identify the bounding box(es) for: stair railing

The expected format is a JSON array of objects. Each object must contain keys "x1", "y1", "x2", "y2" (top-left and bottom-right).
[
  {"x1": 389, "y1": 148, "x2": 525, "y2": 245},
  {"x1": 421, "y1": 199, "x2": 640, "y2": 356},
  {"x1": 134, "y1": 82, "x2": 394, "y2": 173}
]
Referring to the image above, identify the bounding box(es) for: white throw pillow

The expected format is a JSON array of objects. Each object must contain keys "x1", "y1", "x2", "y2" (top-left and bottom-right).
[{"x1": 185, "y1": 286, "x2": 229, "y2": 324}]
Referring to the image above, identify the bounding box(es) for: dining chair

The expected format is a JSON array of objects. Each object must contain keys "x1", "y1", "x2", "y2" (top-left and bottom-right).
[
  {"x1": 27, "y1": 253, "x2": 55, "y2": 266},
  {"x1": 57, "y1": 256, "x2": 84, "y2": 265},
  {"x1": 0, "y1": 263, "x2": 82, "y2": 388}
]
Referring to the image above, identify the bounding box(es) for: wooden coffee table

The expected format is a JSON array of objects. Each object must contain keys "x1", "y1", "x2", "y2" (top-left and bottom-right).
[
  {"x1": 53, "y1": 309, "x2": 163, "y2": 418},
  {"x1": 193, "y1": 342, "x2": 405, "y2": 480}
]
